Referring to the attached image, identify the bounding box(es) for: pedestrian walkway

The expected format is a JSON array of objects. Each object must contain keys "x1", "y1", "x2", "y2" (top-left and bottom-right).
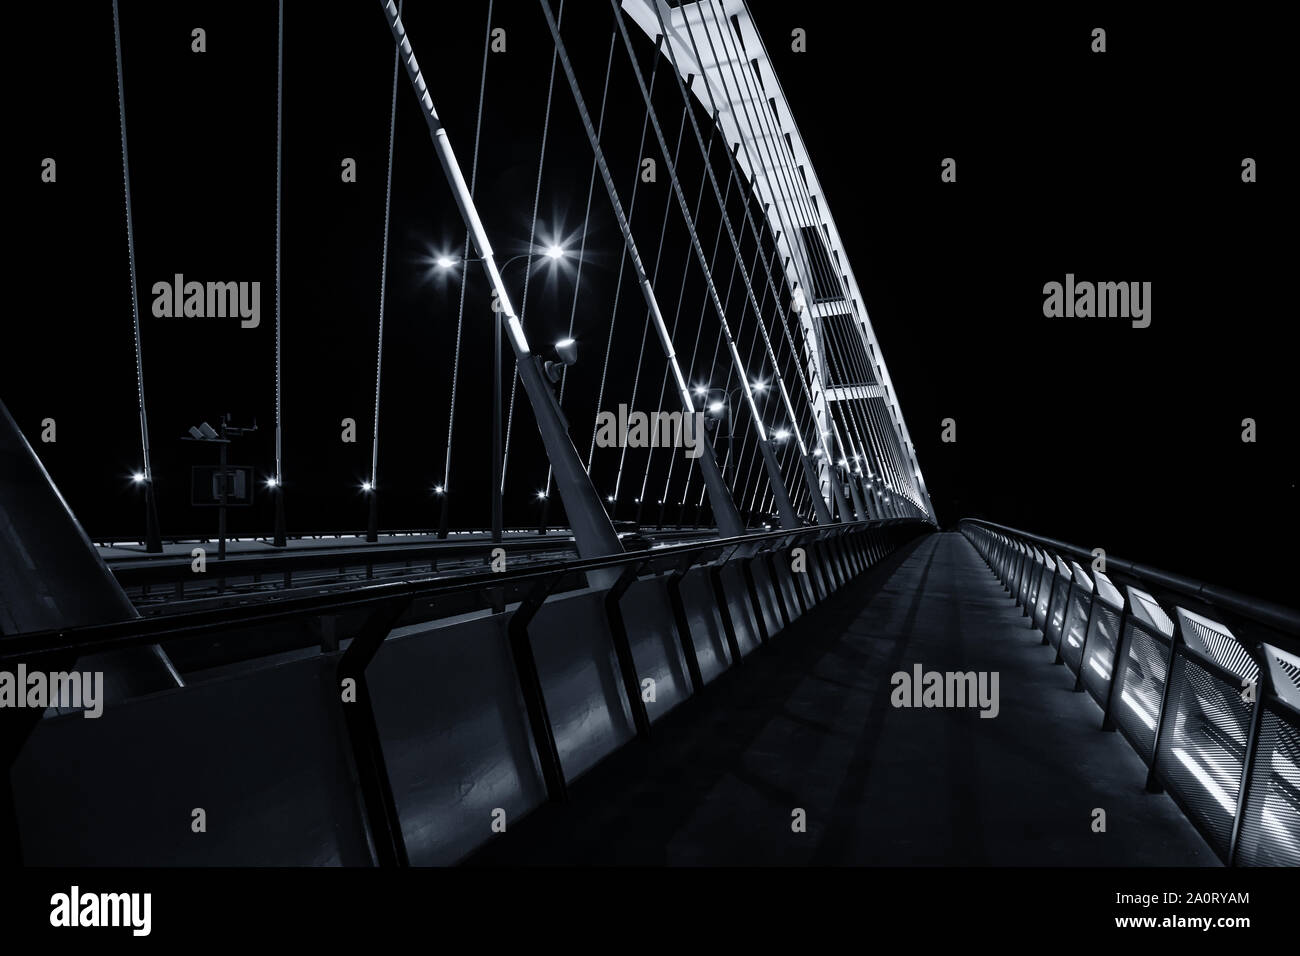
[{"x1": 469, "y1": 532, "x2": 1216, "y2": 865}]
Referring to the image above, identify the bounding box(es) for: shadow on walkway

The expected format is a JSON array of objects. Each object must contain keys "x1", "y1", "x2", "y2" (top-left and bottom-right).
[{"x1": 467, "y1": 532, "x2": 1215, "y2": 865}]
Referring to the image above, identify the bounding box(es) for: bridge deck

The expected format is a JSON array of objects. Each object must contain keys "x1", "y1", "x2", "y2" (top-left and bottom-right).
[{"x1": 470, "y1": 532, "x2": 1215, "y2": 865}]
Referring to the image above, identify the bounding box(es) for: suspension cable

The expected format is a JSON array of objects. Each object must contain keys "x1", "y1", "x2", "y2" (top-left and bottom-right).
[
  {"x1": 371, "y1": 0, "x2": 402, "y2": 489},
  {"x1": 584, "y1": 42, "x2": 660, "y2": 471},
  {"x1": 543, "y1": 31, "x2": 617, "y2": 501},
  {"x1": 652, "y1": 116, "x2": 718, "y2": 524},
  {"x1": 712, "y1": 1, "x2": 923, "y2": 511},
  {"x1": 695, "y1": 0, "x2": 865, "y2": 509},
  {"x1": 274, "y1": 0, "x2": 284, "y2": 484},
  {"x1": 502, "y1": 0, "x2": 564, "y2": 491},
  {"x1": 613, "y1": 104, "x2": 687, "y2": 505},
  {"x1": 112, "y1": 0, "x2": 152, "y2": 482},
  {"x1": 441, "y1": 0, "x2": 495, "y2": 500}
]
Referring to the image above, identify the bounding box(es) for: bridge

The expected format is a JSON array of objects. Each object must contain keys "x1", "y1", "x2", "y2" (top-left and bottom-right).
[{"x1": 2, "y1": 0, "x2": 1295, "y2": 873}]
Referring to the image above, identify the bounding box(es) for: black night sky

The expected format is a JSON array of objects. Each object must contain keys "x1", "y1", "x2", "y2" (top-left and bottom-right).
[{"x1": 8, "y1": 3, "x2": 1293, "y2": 604}]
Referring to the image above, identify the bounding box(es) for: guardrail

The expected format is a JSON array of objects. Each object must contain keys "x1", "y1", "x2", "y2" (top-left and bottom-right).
[
  {"x1": 960, "y1": 518, "x2": 1300, "y2": 867},
  {"x1": 102, "y1": 526, "x2": 717, "y2": 606},
  {"x1": 3, "y1": 516, "x2": 929, "y2": 866}
]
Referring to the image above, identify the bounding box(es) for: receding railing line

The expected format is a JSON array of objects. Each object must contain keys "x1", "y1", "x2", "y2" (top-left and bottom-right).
[
  {"x1": 0, "y1": 518, "x2": 919, "y2": 665},
  {"x1": 963, "y1": 518, "x2": 1299, "y2": 640},
  {"x1": 961, "y1": 518, "x2": 1300, "y2": 868},
  {"x1": 3, "y1": 514, "x2": 928, "y2": 867}
]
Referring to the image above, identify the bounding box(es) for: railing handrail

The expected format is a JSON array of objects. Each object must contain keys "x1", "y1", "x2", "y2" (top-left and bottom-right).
[
  {"x1": 102, "y1": 529, "x2": 711, "y2": 587},
  {"x1": 0, "y1": 517, "x2": 925, "y2": 665},
  {"x1": 959, "y1": 518, "x2": 1300, "y2": 638}
]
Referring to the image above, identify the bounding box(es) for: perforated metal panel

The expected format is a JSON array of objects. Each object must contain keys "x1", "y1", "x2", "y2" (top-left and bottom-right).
[
  {"x1": 1176, "y1": 608, "x2": 1258, "y2": 683},
  {"x1": 1154, "y1": 654, "x2": 1253, "y2": 858},
  {"x1": 1234, "y1": 705, "x2": 1300, "y2": 866},
  {"x1": 1018, "y1": 549, "x2": 1033, "y2": 607},
  {"x1": 1061, "y1": 586, "x2": 1093, "y2": 676},
  {"x1": 1081, "y1": 602, "x2": 1122, "y2": 708},
  {"x1": 1025, "y1": 551, "x2": 1042, "y2": 612},
  {"x1": 1114, "y1": 619, "x2": 1170, "y2": 761},
  {"x1": 1033, "y1": 565, "x2": 1055, "y2": 632},
  {"x1": 1263, "y1": 644, "x2": 1300, "y2": 711},
  {"x1": 1046, "y1": 576, "x2": 1070, "y2": 651}
]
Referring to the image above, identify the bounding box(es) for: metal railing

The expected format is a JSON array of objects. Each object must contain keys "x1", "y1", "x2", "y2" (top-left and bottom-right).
[
  {"x1": 103, "y1": 526, "x2": 719, "y2": 610},
  {"x1": 3, "y1": 516, "x2": 929, "y2": 866},
  {"x1": 961, "y1": 518, "x2": 1300, "y2": 867}
]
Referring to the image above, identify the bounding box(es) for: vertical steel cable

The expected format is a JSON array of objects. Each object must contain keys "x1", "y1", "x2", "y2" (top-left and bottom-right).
[
  {"x1": 698, "y1": 0, "x2": 869, "y2": 504},
  {"x1": 724, "y1": 0, "x2": 925, "y2": 512},
  {"x1": 651, "y1": 120, "x2": 718, "y2": 521},
  {"x1": 584, "y1": 43, "x2": 661, "y2": 471},
  {"x1": 441, "y1": 0, "x2": 495, "y2": 498},
  {"x1": 613, "y1": 104, "x2": 687, "y2": 504},
  {"x1": 112, "y1": 0, "x2": 152, "y2": 481},
  {"x1": 371, "y1": 0, "x2": 403, "y2": 488},
  {"x1": 502, "y1": 0, "x2": 564, "y2": 492},
  {"x1": 542, "y1": 32, "x2": 617, "y2": 500},
  {"x1": 274, "y1": 0, "x2": 284, "y2": 483},
  {"x1": 670, "y1": 164, "x2": 736, "y2": 513}
]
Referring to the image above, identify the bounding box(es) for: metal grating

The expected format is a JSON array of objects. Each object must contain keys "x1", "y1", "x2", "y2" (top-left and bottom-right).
[
  {"x1": 1115, "y1": 619, "x2": 1170, "y2": 761},
  {"x1": 798, "y1": 225, "x2": 845, "y2": 303},
  {"x1": 1235, "y1": 706, "x2": 1300, "y2": 865},
  {"x1": 1046, "y1": 576, "x2": 1070, "y2": 651},
  {"x1": 1081, "y1": 601, "x2": 1122, "y2": 708},
  {"x1": 1061, "y1": 586, "x2": 1093, "y2": 676},
  {"x1": 1154, "y1": 654, "x2": 1252, "y2": 858},
  {"x1": 1127, "y1": 585, "x2": 1174, "y2": 637},
  {"x1": 1018, "y1": 549, "x2": 1033, "y2": 607},
  {"x1": 1034, "y1": 565, "x2": 1055, "y2": 632},
  {"x1": 1263, "y1": 644, "x2": 1300, "y2": 711},
  {"x1": 1176, "y1": 608, "x2": 1258, "y2": 684}
]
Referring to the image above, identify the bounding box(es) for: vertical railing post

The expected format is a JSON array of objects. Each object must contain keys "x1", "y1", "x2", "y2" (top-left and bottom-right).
[
  {"x1": 1145, "y1": 617, "x2": 1183, "y2": 792},
  {"x1": 1072, "y1": 593, "x2": 1098, "y2": 691},
  {"x1": 508, "y1": 572, "x2": 569, "y2": 803},
  {"x1": 765, "y1": 549, "x2": 791, "y2": 629},
  {"x1": 709, "y1": 564, "x2": 744, "y2": 667},
  {"x1": 666, "y1": 554, "x2": 706, "y2": 694},
  {"x1": 336, "y1": 596, "x2": 415, "y2": 867},
  {"x1": 741, "y1": 556, "x2": 769, "y2": 646},
  {"x1": 1228, "y1": 643, "x2": 1272, "y2": 865},
  {"x1": 604, "y1": 562, "x2": 653, "y2": 739},
  {"x1": 1053, "y1": 577, "x2": 1075, "y2": 665},
  {"x1": 1100, "y1": 603, "x2": 1131, "y2": 732}
]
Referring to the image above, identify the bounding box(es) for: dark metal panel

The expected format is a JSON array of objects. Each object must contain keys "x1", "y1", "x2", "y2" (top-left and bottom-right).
[
  {"x1": 11, "y1": 655, "x2": 370, "y2": 865},
  {"x1": 365, "y1": 613, "x2": 546, "y2": 866},
  {"x1": 748, "y1": 557, "x2": 784, "y2": 637},
  {"x1": 678, "y1": 568, "x2": 733, "y2": 683},
  {"x1": 529, "y1": 591, "x2": 637, "y2": 783},
  {"x1": 621, "y1": 577, "x2": 693, "y2": 722},
  {"x1": 718, "y1": 563, "x2": 762, "y2": 658}
]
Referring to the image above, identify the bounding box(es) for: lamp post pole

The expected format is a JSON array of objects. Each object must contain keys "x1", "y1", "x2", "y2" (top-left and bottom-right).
[
  {"x1": 492, "y1": 291, "x2": 503, "y2": 544},
  {"x1": 385, "y1": 0, "x2": 620, "y2": 560},
  {"x1": 471, "y1": 251, "x2": 549, "y2": 547}
]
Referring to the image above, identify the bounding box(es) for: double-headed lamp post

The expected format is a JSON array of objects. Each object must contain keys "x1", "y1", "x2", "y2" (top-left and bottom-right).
[
  {"x1": 435, "y1": 243, "x2": 567, "y2": 543},
  {"x1": 694, "y1": 380, "x2": 786, "y2": 523}
]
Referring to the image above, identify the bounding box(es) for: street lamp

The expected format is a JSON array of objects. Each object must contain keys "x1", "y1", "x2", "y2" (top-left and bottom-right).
[
  {"x1": 545, "y1": 337, "x2": 579, "y2": 383},
  {"x1": 431, "y1": 239, "x2": 576, "y2": 543},
  {"x1": 494, "y1": 242, "x2": 568, "y2": 543}
]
